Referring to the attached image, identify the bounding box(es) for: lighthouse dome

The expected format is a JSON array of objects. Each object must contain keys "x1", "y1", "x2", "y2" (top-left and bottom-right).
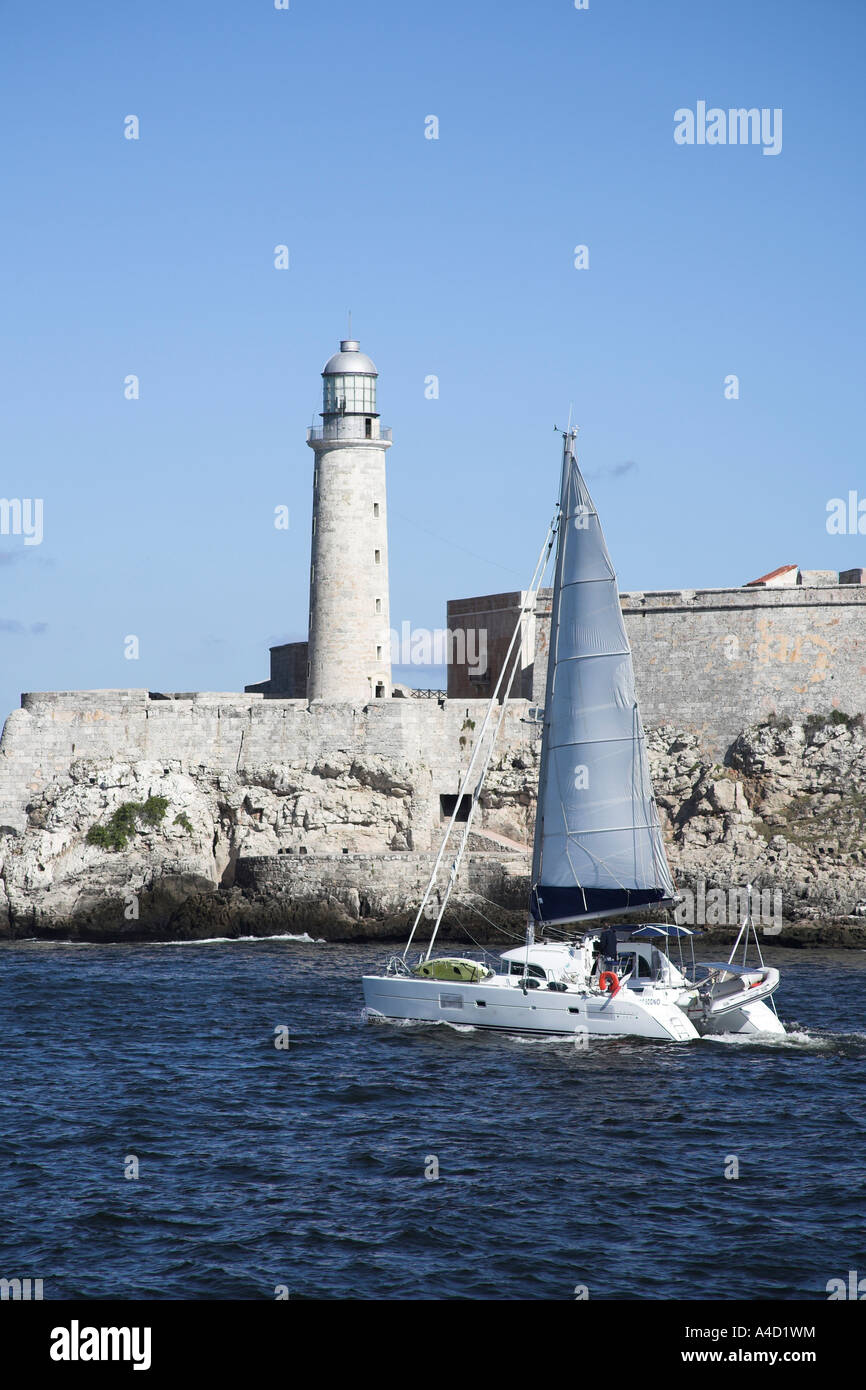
[
  {"x1": 321, "y1": 339, "x2": 379, "y2": 415},
  {"x1": 322, "y1": 340, "x2": 378, "y2": 376}
]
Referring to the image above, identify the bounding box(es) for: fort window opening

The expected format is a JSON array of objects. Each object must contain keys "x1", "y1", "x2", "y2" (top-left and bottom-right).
[
  {"x1": 375, "y1": 682, "x2": 385, "y2": 698},
  {"x1": 440, "y1": 793, "x2": 472, "y2": 822}
]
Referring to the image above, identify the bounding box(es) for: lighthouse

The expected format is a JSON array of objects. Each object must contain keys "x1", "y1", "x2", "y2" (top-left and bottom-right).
[{"x1": 305, "y1": 339, "x2": 393, "y2": 702}]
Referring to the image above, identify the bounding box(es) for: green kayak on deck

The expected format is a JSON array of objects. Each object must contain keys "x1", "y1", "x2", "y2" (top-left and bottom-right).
[{"x1": 412, "y1": 957, "x2": 492, "y2": 983}]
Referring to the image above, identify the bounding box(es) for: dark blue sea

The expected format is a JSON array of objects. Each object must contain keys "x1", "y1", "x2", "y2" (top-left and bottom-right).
[{"x1": 1, "y1": 937, "x2": 864, "y2": 1300}]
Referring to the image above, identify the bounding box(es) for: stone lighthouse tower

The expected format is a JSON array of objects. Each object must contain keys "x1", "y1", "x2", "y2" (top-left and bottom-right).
[{"x1": 305, "y1": 339, "x2": 393, "y2": 702}]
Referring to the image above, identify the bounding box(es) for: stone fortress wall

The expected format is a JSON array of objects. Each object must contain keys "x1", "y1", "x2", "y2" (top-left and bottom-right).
[
  {"x1": 5, "y1": 572, "x2": 865, "y2": 837},
  {"x1": 5, "y1": 680, "x2": 866, "y2": 938},
  {"x1": 447, "y1": 574, "x2": 866, "y2": 755},
  {"x1": 0, "y1": 689, "x2": 537, "y2": 841}
]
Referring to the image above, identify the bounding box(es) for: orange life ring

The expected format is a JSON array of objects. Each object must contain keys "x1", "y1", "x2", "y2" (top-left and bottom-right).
[{"x1": 599, "y1": 970, "x2": 620, "y2": 996}]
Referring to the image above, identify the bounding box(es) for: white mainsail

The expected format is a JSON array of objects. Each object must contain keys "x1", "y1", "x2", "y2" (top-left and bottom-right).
[{"x1": 529, "y1": 432, "x2": 677, "y2": 926}]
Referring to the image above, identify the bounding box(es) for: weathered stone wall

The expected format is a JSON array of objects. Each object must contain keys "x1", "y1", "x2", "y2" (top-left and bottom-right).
[
  {"x1": 235, "y1": 849, "x2": 528, "y2": 923},
  {"x1": 2, "y1": 708, "x2": 864, "y2": 941},
  {"x1": 0, "y1": 689, "x2": 540, "y2": 841},
  {"x1": 445, "y1": 593, "x2": 536, "y2": 701},
  {"x1": 622, "y1": 587, "x2": 866, "y2": 755},
  {"x1": 245, "y1": 641, "x2": 308, "y2": 698},
  {"x1": 448, "y1": 585, "x2": 866, "y2": 756}
]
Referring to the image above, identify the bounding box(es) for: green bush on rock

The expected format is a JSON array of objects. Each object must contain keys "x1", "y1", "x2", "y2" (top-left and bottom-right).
[{"x1": 86, "y1": 796, "x2": 172, "y2": 852}]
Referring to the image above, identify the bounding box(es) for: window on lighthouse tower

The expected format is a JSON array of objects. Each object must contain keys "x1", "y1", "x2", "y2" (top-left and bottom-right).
[{"x1": 324, "y1": 374, "x2": 376, "y2": 414}]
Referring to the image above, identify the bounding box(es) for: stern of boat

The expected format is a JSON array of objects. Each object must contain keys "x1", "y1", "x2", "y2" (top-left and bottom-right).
[{"x1": 696, "y1": 997, "x2": 786, "y2": 1037}]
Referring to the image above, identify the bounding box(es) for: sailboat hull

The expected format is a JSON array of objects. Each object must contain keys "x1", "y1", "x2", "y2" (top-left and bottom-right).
[
  {"x1": 362, "y1": 974, "x2": 699, "y2": 1042},
  {"x1": 696, "y1": 999, "x2": 786, "y2": 1037}
]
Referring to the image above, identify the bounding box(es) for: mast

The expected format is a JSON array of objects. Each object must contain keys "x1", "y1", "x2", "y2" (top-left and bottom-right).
[
  {"x1": 529, "y1": 431, "x2": 677, "y2": 929},
  {"x1": 529, "y1": 428, "x2": 574, "y2": 905}
]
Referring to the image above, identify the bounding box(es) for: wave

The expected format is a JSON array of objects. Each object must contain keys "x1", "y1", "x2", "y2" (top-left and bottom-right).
[
  {"x1": 5, "y1": 932, "x2": 326, "y2": 947},
  {"x1": 361, "y1": 1009, "x2": 476, "y2": 1033},
  {"x1": 149, "y1": 933, "x2": 327, "y2": 946},
  {"x1": 704, "y1": 1025, "x2": 866, "y2": 1052}
]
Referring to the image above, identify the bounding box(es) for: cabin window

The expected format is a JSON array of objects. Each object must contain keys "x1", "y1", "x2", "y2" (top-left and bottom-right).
[{"x1": 508, "y1": 961, "x2": 546, "y2": 981}]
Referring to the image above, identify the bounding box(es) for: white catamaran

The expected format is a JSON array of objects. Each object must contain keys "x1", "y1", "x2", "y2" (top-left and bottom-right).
[{"x1": 363, "y1": 430, "x2": 784, "y2": 1042}]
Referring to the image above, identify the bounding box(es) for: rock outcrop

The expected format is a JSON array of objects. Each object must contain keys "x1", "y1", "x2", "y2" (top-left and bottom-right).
[
  {"x1": 648, "y1": 715, "x2": 866, "y2": 930},
  {"x1": 1, "y1": 712, "x2": 864, "y2": 943}
]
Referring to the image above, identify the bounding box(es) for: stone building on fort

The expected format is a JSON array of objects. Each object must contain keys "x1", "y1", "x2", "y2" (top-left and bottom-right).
[{"x1": 447, "y1": 566, "x2": 866, "y2": 757}]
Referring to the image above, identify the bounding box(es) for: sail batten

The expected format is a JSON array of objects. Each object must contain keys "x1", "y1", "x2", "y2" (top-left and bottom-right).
[{"x1": 529, "y1": 433, "x2": 677, "y2": 926}]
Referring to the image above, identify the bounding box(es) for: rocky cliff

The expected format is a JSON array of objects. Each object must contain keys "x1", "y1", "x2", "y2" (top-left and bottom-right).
[{"x1": 1, "y1": 710, "x2": 864, "y2": 943}]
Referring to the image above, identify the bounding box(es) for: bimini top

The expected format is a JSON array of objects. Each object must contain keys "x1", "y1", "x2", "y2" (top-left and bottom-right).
[
  {"x1": 629, "y1": 924, "x2": 701, "y2": 940},
  {"x1": 322, "y1": 339, "x2": 378, "y2": 376}
]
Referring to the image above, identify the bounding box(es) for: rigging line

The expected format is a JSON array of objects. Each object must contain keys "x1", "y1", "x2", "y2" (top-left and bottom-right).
[
  {"x1": 389, "y1": 507, "x2": 527, "y2": 580},
  {"x1": 402, "y1": 509, "x2": 561, "y2": 961},
  {"x1": 472, "y1": 887, "x2": 530, "y2": 920},
  {"x1": 447, "y1": 911, "x2": 492, "y2": 953},
  {"x1": 458, "y1": 899, "x2": 527, "y2": 943},
  {"x1": 424, "y1": 626, "x2": 528, "y2": 960}
]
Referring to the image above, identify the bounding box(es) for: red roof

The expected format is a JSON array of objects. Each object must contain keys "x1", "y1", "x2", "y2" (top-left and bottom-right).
[{"x1": 744, "y1": 564, "x2": 798, "y2": 587}]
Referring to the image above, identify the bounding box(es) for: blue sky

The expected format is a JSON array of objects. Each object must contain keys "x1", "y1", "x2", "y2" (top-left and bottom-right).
[{"x1": 1, "y1": 0, "x2": 864, "y2": 715}]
